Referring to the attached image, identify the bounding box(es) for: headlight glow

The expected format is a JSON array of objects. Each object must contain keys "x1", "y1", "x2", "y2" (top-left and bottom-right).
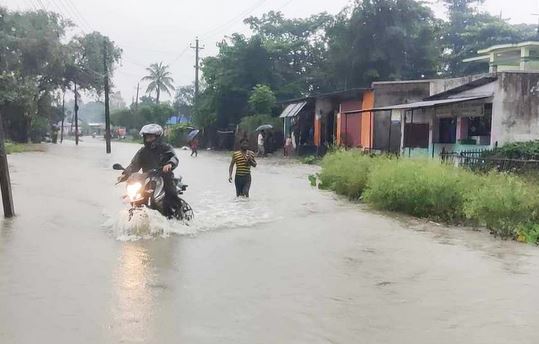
[{"x1": 126, "y1": 182, "x2": 142, "y2": 201}]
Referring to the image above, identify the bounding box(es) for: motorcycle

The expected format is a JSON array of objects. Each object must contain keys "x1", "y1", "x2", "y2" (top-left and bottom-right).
[{"x1": 113, "y1": 163, "x2": 194, "y2": 222}]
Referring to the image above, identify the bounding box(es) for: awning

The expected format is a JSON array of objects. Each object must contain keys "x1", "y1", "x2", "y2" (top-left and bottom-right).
[
  {"x1": 279, "y1": 101, "x2": 307, "y2": 118},
  {"x1": 357, "y1": 95, "x2": 492, "y2": 113}
]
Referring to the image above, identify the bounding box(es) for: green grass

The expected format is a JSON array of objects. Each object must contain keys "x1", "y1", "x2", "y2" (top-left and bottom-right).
[
  {"x1": 317, "y1": 150, "x2": 378, "y2": 200},
  {"x1": 313, "y1": 150, "x2": 539, "y2": 244},
  {"x1": 5, "y1": 142, "x2": 45, "y2": 154},
  {"x1": 364, "y1": 158, "x2": 479, "y2": 223}
]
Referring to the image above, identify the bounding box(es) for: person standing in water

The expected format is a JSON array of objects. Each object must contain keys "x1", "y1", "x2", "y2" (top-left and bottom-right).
[
  {"x1": 190, "y1": 137, "x2": 199, "y2": 157},
  {"x1": 257, "y1": 130, "x2": 265, "y2": 157},
  {"x1": 229, "y1": 138, "x2": 257, "y2": 197}
]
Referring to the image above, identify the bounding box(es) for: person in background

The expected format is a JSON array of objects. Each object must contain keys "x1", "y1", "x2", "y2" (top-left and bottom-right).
[
  {"x1": 190, "y1": 137, "x2": 199, "y2": 157},
  {"x1": 257, "y1": 130, "x2": 265, "y2": 157},
  {"x1": 229, "y1": 138, "x2": 257, "y2": 198},
  {"x1": 284, "y1": 135, "x2": 293, "y2": 158}
]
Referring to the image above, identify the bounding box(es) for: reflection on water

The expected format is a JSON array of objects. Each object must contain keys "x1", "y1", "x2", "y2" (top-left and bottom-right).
[{"x1": 111, "y1": 243, "x2": 154, "y2": 343}]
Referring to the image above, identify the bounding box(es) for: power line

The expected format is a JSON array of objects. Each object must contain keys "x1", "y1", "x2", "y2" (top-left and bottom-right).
[
  {"x1": 64, "y1": 0, "x2": 93, "y2": 30},
  {"x1": 61, "y1": 0, "x2": 93, "y2": 32},
  {"x1": 23, "y1": 0, "x2": 39, "y2": 11},
  {"x1": 200, "y1": 0, "x2": 268, "y2": 40},
  {"x1": 169, "y1": 45, "x2": 191, "y2": 66},
  {"x1": 33, "y1": 0, "x2": 47, "y2": 11},
  {"x1": 54, "y1": 0, "x2": 89, "y2": 33}
]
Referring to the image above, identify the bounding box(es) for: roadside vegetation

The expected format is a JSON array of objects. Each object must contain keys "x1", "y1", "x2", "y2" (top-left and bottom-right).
[
  {"x1": 5, "y1": 142, "x2": 45, "y2": 154},
  {"x1": 312, "y1": 150, "x2": 539, "y2": 245}
]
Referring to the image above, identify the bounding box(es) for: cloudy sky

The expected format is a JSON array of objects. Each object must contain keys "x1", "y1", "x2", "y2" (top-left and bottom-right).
[{"x1": 4, "y1": 0, "x2": 539, "y2": 103}]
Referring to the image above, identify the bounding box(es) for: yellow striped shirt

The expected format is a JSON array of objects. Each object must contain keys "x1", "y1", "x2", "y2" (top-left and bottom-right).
[{"x1": 233, "y1": 151, "x2": 251, "y2": 176}]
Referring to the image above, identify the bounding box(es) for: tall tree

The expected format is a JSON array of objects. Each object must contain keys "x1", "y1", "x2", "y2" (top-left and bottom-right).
[
  {"x1": 325, "y1": 0, "x2": 441, "y2": 88},
  {"x1": 441, "y1": 0, "x2": 536, "y2": 75},
  {"x1": 173, "y1": 84, "x2": 194, "y2": 121},
  {"x1": 248, "y1": 84, "x2": 276, "y2": 115},
  {"x1": 143, "y1": 62, "x2": 175, "y2": 104}
]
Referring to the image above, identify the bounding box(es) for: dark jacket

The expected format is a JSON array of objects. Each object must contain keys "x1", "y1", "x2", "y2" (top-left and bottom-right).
[{"x1": 125, "y1": 138, "x2": 179, "y2": 175}]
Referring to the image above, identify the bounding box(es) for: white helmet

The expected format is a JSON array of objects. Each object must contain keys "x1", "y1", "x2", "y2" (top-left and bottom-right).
[{"x1": 139, "y1": 124, "x2": 163, "y2": 137}]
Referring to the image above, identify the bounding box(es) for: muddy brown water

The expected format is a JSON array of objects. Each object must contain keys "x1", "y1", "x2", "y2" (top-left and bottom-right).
[{"x1": 1, "y1": 139, "x2": 539, "y2": 343}]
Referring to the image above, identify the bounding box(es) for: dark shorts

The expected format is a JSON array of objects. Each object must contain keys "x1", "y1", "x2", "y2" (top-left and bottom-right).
[{"x1": 234, "y1": 174, "x2": 252, "y2": 197}]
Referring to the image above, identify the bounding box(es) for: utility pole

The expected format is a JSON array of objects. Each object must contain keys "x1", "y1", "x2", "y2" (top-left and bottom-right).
[
  {"x1": 60, "y1": 90, "x2": 65, "y2": 143},
  {"x1": 135, "y1": 82, "x2": 140, "y2": 111},
  {"x1": 104, "y1": 39, "x2": 111, "y2": 154},
  {"x1": 74, "y1": 82, "x2": 79, "y2": 145},
  {"x1": 0, "y1": 111, "x2": 15, "y2": 217},
  {"x1": 190, "y1": 37, "x2": 204, "y2": 105}
]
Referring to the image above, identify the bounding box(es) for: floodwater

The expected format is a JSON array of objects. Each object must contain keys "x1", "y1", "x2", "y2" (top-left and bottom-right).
[{"x1": 1, "y1": 139, "x2": 539, "y2": 344}]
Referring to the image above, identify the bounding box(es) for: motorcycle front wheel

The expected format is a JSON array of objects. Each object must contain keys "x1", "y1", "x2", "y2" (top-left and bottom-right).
[{"x1": 173, "y1": 198, "x2": 194, "y2": 222}]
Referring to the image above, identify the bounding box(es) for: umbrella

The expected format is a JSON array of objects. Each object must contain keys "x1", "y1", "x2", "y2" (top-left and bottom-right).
[
  {"x1": 256, "y1": 124, "x2": 273, "y2": 131},
  {"x1": 186, "y1": 129, "x2": 200, "y2": 141}
]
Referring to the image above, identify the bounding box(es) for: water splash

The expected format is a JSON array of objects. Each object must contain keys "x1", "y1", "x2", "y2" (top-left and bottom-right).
[
  {"x1": 103, "y1": 191, "x2": 277, "y2": 241},
  {"x1": 103, "y1": 208, "x2": 196, "y2": 241}
]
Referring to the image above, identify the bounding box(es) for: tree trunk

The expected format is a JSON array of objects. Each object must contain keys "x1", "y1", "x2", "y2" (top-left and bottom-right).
[{"x1": 156, "y1": 87, "x2": 160, "y2": 104}]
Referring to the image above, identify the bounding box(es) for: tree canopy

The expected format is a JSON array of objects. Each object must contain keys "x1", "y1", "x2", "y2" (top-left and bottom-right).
[
  {"x1": 143, "y1": 62, "x2": 175, "y2": 104},
  {"x1": 0, "y1": 7, "x2": 122, "y2": 142},
  {"x1": 193, "y1": 0, "x2": 536, "y2": 131}
]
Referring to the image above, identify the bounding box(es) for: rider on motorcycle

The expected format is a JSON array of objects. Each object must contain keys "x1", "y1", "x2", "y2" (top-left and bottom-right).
[{"x1": 120, "y1": 124, "x2": 180, "y2": 217}]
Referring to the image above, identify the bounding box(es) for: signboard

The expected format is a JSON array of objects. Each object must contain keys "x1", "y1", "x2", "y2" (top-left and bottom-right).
[{"x1": 435, "y1": 102, "x2": 484, "y2": 118}]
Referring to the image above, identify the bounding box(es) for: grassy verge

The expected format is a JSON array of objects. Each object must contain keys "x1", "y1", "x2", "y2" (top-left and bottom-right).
[
  {"x1": 312, "y1": 150, "x2": 539, "y2": 244},
  {"x1": 5, "y1": 142, "x2": 45, "y2": 154}
]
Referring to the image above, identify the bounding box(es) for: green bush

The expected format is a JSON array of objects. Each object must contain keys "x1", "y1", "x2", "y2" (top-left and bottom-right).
[
  {"x1": 465, "y1": 172, "x2": 539, "y2": 239},
  {"x1": 30, "y1": 117, "x2": 48, "y2": 143},
  {"x1": 484, "y1": 141, "x2": 539, "y2": 160},
  {"x1": 318, "y1": 150, "x2": 378, "y2": 200},
  {"x1": 314, "y1": 150, "x2": 539, "y2": 243},
  {"x1": 239, "y1": 114, "x2": 281, "y2": 132},
  {"x1": 303, "y1": 155, "x2": 319, "y2": 165},
  {"x1": 363, "y1": 159, "x2": 479, "y2": 222},
  {"x1": 167, "y1": 123, "x2": 193, "y2": 147}
]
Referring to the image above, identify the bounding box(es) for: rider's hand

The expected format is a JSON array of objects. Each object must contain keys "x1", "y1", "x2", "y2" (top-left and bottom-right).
[
  {"x1": 228, "y1": 176, "x2": 233, "y2": 183},
  {"x1": 163, "y1": 164, "x2": 173, "y2": 173}
]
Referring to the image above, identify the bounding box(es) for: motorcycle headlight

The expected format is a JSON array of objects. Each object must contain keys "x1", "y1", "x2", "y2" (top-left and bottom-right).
[{"x1": 126, "y1": 182, "x2": 142, "y2": 201}]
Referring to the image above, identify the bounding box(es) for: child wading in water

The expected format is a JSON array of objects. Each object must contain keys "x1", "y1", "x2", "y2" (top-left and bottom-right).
[{"x1": 190, "y1": 138, "x2": 199, "y2": 157}]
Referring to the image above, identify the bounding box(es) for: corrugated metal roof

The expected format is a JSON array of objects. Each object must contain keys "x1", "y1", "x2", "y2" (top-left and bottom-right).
[
  {"x1": 358, "y1": 95, "x2": 491, "y2": 113},
  {"x1": 279, "y1": 101, "x2": 307, "y2": 118}
]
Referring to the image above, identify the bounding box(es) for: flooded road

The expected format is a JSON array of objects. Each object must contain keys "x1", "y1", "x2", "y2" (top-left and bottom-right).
[{"x1": 1, "y1": 139, "x2": 539, "y2": 343}]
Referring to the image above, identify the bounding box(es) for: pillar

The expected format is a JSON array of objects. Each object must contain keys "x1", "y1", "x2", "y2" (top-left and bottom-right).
[{"x1": 520, "y1": 46, "x2": 530, "y2": 71}]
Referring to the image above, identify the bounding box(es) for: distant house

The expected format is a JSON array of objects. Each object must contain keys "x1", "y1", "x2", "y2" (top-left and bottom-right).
[
  {"x1": 88, "y1": 122, "x2": 105, "y2": 136},
  {"x1": 361, "y1": 72, "x2": 539, "y2": 157},
  {"x1": 463, "y1": 41, "x2": 539, "y2": 73},
  {"x1": 279, "y1": 42, "x2": 539, "y2": 157},
  {"x1": 280, "y1": 88, "x2": 370, "y2": 155}
]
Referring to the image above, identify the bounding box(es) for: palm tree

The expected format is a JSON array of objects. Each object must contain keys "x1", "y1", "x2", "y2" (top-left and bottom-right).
[{"x1": 142, "y1": 62, "x2": 175, "y2": 104}]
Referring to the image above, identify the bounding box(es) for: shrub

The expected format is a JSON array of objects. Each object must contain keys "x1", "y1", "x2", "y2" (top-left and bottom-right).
[
  {"x1": 464, "y1": 172, "x2": 539, "y2": 239},
  {"x1": 483, "y1": 141, "x2": 539, "y2": 160},
  {"x1": 363, "y1": 159, "x2": 479, "y2": 222},
  {"x1": 303, "y1": 155, "x2": 319, "y2": 165},
  {"x1": 318, "y1": 150, "x2": 378, "y2": 200},
  {"x1": 239, "y1": 114, "x2": 281, "y2": 132},
  {"x1": 167, "y1": 123, "x2": 193, "y2": 147},
  {"x1": 30, "y1": 117, "x2": 48, "y2": 143}
]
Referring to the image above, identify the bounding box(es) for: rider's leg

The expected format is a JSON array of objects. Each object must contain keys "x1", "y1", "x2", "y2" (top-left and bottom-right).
[{"x1": 162, "y1": 172, "x2": 179, "y2": 217}]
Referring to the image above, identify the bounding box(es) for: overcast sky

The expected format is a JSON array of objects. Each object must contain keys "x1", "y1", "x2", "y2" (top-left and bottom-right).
[{"x1": 4, "y1": 0, "x2": 539, "y2": 103}]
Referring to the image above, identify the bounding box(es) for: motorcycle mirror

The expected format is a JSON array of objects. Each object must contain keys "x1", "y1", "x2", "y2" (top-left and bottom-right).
[{"x1": 112, "y1": 163, "x2": 125, "y2": 170}]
